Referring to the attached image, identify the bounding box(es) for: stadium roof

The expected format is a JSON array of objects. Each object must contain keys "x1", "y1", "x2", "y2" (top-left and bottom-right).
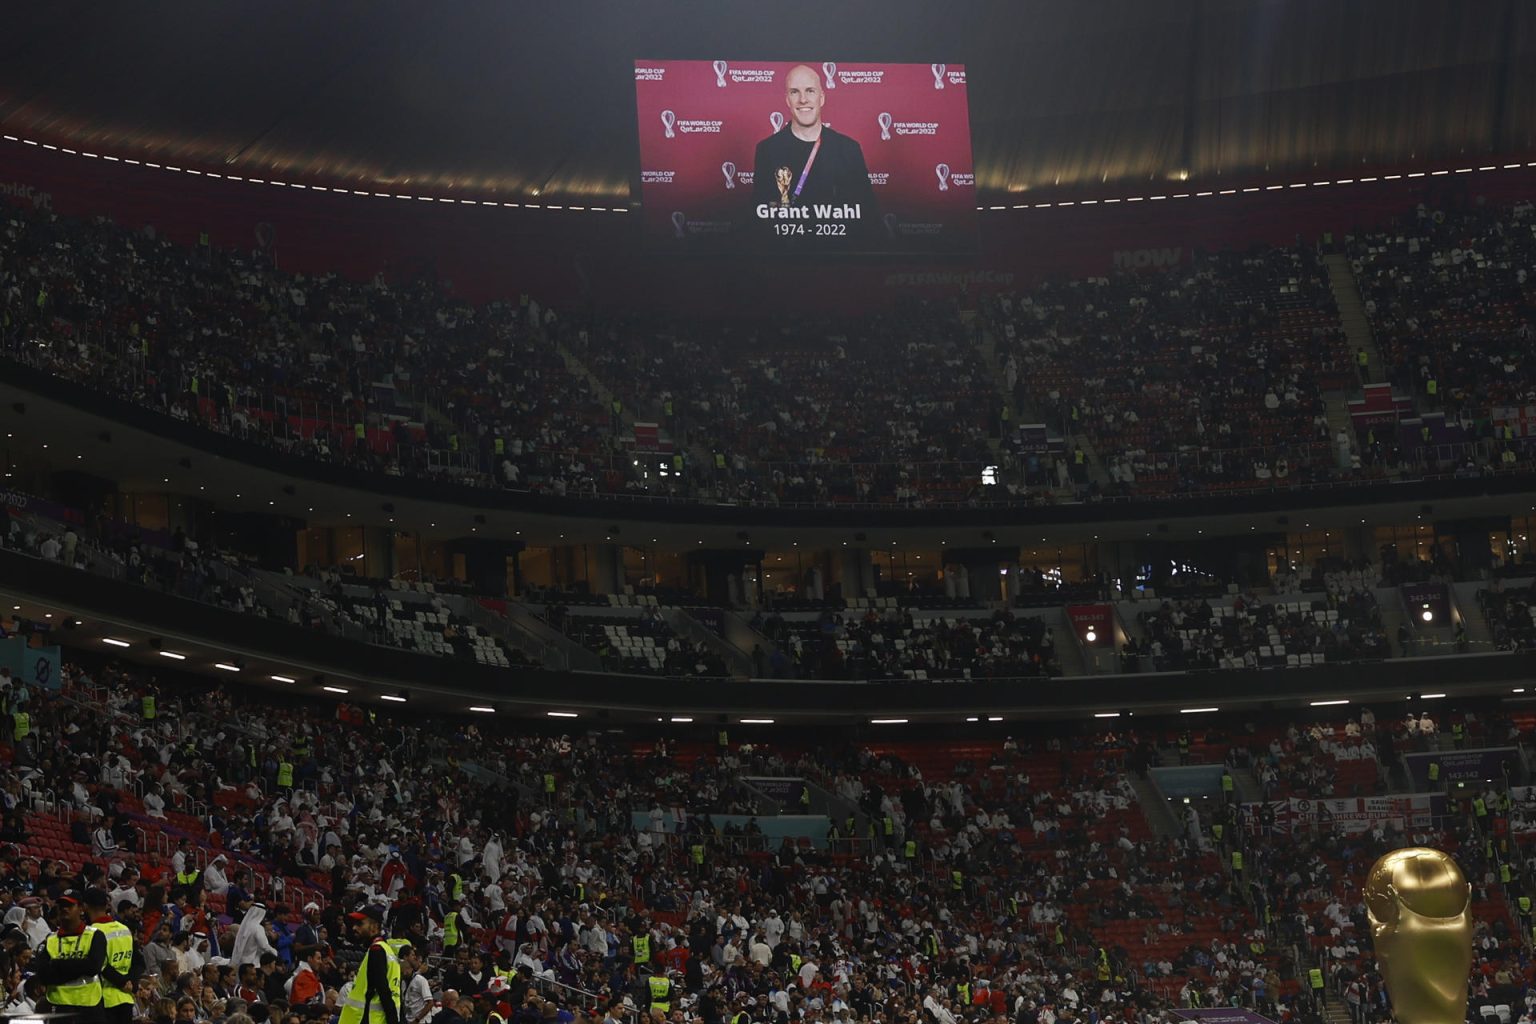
[{"x1": 2, "y1": 0, "x2": 1532, "y2": 205}]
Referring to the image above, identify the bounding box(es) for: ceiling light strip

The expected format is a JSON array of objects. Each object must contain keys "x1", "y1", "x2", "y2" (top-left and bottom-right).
[
  {"x1": 1, "y1": 132, "x2": 1526, "y2": 215},
  {"x1": 0, "y1": 133, "x2": 628, "y2": 211}
]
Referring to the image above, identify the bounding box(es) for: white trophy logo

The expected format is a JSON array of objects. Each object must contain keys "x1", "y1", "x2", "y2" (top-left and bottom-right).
[
  {"x1": 770, "y1": 111, "x2": 785, "y2": 133},
  {"x1": 883, "y1": 212, "x2": 899, "y2": 240},
  {"x1": 935, "y1": 163, "x2": 951, "y2": 191},
  {"x1": 877, "y1": 112, "x2": 893, "y2": 141},
  {"x1": 822, "y1": 62, "x2": 837, "y2": 88},
  {"x1": 660, "y1": 110, "x2": 677, "y2": 138},
  {"x1": 721, "y1": 161, "x2": 737, "y2": 189},
  {"x1": 670, "y1": 211, "x2": 687, "y2": 238},
  {"x1": 713, "y1": 60, "x2": 728, "y2": 87},
  {"x1": 931, "y1": 63, "x2": 947, "y2": 89}
]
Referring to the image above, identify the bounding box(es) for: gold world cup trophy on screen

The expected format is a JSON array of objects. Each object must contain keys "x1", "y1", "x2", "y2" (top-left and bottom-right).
[
  {"x1": 1364, "y1": 848, "x2": 1474, "y2": 1024},
  {"x1": 774, "y1": 166, "x2": 794, "y2": 207}
]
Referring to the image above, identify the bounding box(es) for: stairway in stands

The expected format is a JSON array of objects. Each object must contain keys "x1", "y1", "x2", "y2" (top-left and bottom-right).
[
  {"x1": 1323, "y1": 392, "x2": 1355, "y2": 448},
  {"x1": 1127, "y1": 774, "x2": 1182, "y2": 837},
  {"x1": 1378, "y1": 590, "x2": 1409, "y2": 658},
  {"x1": 1452, "y1": 581, "x2": 1496, "y2": 650},
  {"x1": 1322, "y1": 253, "x2": 1384, "y2": 385}
]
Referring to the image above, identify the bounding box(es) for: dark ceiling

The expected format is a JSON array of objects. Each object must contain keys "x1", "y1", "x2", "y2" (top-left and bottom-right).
[{"x1": 2, "y1": 0, "x2": 1532, "y2": 204}]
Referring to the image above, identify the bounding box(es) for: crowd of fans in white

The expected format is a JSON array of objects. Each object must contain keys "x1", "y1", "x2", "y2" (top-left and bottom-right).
[
  {"x1": 2, "y1": 191, "x2": 1534, "y2": 509},
  {"x1": 0, "y1": 658, "x2": 1452, "y2": 1024}
]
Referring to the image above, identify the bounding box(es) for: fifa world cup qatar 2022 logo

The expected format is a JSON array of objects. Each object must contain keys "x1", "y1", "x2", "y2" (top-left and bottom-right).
[
  {"x1": 660, "y1": 110, "x2": 677, "y2": 138},
  {"x1": 877, "y1": 112, "x2": 893, "y2": 141},
  {"x1": 670, "y1": 211, "x2": 687, "y2": 239},
  {"x1": 713, "y1": 60, "x2": 728, "y2": 87},
  {"x1": 936, "y1": 163, "x2": 951, "y2": 191},
  {"x1": 770, "y1": 111, "x2": 785, "y2": 133},
  {"x1": 822, "y1": 62, "x2": 837, "y2": 89},
  {"x1": 931, "y1": 64, "x2": 947, "y2": 89},
  {"x1": 721, "y1": 162, "x2": 737, "y2": 190}
]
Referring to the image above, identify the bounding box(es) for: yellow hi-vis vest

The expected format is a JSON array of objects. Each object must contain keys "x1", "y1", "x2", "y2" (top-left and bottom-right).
[
  {"x1": 648, "y1": 976, "x2": 671, "y2": 1012},
  {"x1": 443, "y1": 911, "x2": 460, "y2": 948},
  {"x1": 45, "y1": 928, "x2": 103, "y2": 1007},
  {"x1": 633, "y1": 934, "x2": 650, "y2": 964},
  {"x1": 142, "y1": 695, "x2": 156, "y2": 720},
  {"x1": 339, "y1": 942, "x2": 401, "y2": 1024},
  {"x1": 13, "y1": 712, "x2": 29, "y2": 740},
  {"x1": 95, "y1": 919, "x2": 136, "y2": 1008},
  {"x1": 277, "y1": 762, "x2": 294, "y2": 788}
]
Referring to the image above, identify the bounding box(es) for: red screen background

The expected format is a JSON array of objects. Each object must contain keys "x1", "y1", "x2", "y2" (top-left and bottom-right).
[{"x1": 633, "y1": 59, "x2": 976, "y2": 253}]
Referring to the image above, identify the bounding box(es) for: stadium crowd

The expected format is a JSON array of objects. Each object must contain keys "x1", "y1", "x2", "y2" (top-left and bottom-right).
[
  {"x1": 9, "y1": 626, "x2": 1536, "y2": 1024},
  {"x1": 983, "y1": 246, "x2": 1347, "y2": 497},
  {"x1": 0, "y1": 655, "x2": 1407, "y2": 1024},
  {"x1": 755, "y1": 608, "x2": 1061, "y2": 682},
  {"x1": 2, "y1": 193, "x2": 1535, "y2": 509},
  {"x1": 10, "y1": 484, "x2": 1462, "y2": 688},
  {"x1": 1130, "y1": 588, "x2": 1388, "y2": 673},
  {"x1": 1350, "y1": 199, "x2": 1536, "y2": 433},
  {"x1": 0, "y1": 627, "x2": 1527, "y2": 1024}
]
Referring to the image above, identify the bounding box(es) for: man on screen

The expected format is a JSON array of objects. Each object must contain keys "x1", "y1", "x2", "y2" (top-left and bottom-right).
[{"x1": 751, "y1": 63, "x2": 877, "y2": 241}]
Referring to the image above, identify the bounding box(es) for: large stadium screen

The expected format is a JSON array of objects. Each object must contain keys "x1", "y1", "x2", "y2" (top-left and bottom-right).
[{"x1": 634, "y1": 60, "x2": 976, "y2": 255}]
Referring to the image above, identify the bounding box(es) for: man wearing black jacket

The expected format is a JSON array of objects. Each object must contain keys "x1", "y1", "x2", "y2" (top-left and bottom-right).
[{"x1": 750, "y1": 64, "x2": 878, "y2": 247}]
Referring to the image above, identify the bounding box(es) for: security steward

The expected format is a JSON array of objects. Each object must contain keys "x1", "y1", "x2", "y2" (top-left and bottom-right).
[
  {"x1": 441, "y1": 899, "x2": 464, "y2": 956},
  {"x1": 339, "y1": 905, "x2": 403, "y2": 1024},
  {"x1": 31, "y1": 891, "x2": 115, "y2": 1024},
  {"x1": 647, "y1": 970, "x2": 674, "y2": 1015},
  {"x1": 85, "y1": 888, "x2": 142, "y2": 1024}
]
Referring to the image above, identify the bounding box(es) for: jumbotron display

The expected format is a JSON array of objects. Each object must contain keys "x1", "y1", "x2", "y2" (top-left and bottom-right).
[{"x1": 634, "y1": 59, "x2": 976, "y2": 254}]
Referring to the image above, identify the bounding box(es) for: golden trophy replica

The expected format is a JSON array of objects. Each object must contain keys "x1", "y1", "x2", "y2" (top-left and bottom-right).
[
  {"x1": 1364, "y1": 848, "x2": 1474, "y2": 1024},
  {"x1": 775, "y1": 166, "x2": 794, "y2": 207}
]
